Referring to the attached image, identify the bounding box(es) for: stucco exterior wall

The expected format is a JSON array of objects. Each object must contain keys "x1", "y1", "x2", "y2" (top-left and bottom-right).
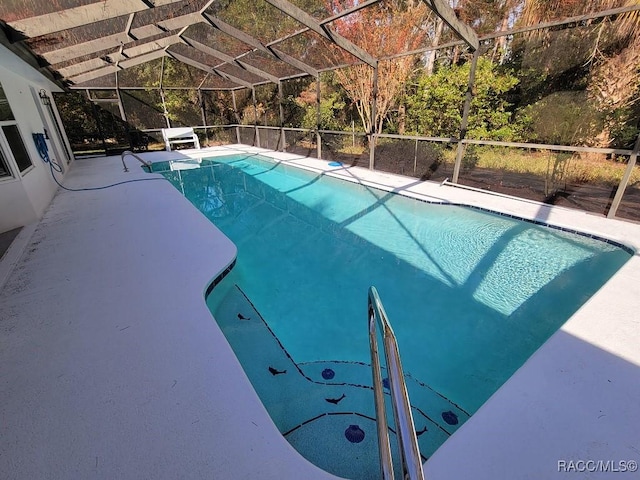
[{"x1": 0, "y1": 43, "x2": 71, "y2": 233}]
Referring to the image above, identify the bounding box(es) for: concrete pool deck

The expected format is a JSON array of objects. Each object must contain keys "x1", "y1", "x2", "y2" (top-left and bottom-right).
[{"x1": 1, "y1": 145, "x2": 639, "y2": 479}]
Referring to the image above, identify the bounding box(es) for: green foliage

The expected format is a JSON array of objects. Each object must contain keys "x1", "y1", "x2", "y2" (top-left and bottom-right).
[
  {"x1": 521, "y1": 91, "x2": 605, "y2": 145},
  {"x1": 462, "y1": 144, "x2": 480, "y2": 171},
  {"x1": 296, "y1": 75, "x2": 350, "y2": 131},
  {"x1": 609, "y1": 108, "x2": 640, "y2": 149},
  {"x1": 53, "y1": 92, "x2": 99, "y2": 142},
  {"x1": 203, "y1": 91, "x2": 237, "y2": 126},
  {"x1": 163, "y1": 90, "x2": 201, "y2": 127},
  {"x1": 208, "y1": 0, "x2": 323, "y2": 43},
  {"x1": 282, "y1": 78, "x2": 314, "y2": 128},
  {"x1": 406, "y1": 58, "x2": 522, "y2": 140},
  {"x1": 54, "y1": 91, "x2": 131, "y2": 151},
  {"x1": 300, "y1": 91, "x2": 346, "y2": 131},
  {"x1": 254, "y1": 84, "x2": 280, "y2": 126}
]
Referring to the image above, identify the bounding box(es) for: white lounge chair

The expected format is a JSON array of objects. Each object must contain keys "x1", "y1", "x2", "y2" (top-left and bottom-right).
[{"x1": 161, "y1": 127, "x2": 200, "y2": 151}]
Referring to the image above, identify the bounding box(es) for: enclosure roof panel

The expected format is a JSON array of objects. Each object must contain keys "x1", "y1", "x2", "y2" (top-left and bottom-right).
[
  {"x1": 8, "y1": 0, "x2": 185, "y2": 38},
  {"x1": 69, "y1": 71, "x2": 117, "y2": 89},
  {"x1": 0, "y1": 0, "x2": 636, "y2": 89},
  {"x1": 204, "y1": 0, "x2": 307, "y2": 45},
  {"x1": 0, "y1": 0, "x2": 98, "y2": 22},
  {"x1": 161, "y1": 56, "x2": 209, "y2": 87},
  {"x1": 240, "y1": 50, "x2": 303, "y2": 80},
  {"x1": 182, "y1": 22, "x2": 253, "y2": 58},
  {"x1": 26, "y1": 15, "x2": 129, "y2": 54},
  {"x1": 117, "y1": 57, "x2": 163, "y2": 87},
  {"x1": 275, "y1": 29, "x2": 360, "y2": 70},
  {"x1": 199, "y1": 74, "x2": 242, "y2": 90}
]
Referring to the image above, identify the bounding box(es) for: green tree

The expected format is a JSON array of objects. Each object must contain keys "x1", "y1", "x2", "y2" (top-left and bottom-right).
[
  {"x1": 406, "y1": 58, "x2": 521, "y2": 140},
  {"x1": 295, "y1": 75, "x2": 348, "y2": 131},
  {"x1": 512, "y1": 0, "x2": 640, "y2": 147},
  {"x1": 326, "y1": 0, "x2": 432, "y2": 134}
]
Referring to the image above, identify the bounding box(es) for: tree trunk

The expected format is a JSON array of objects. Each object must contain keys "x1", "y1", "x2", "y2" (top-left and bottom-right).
[
  {"x1": 492, "y1": 16, "x2": 510, "y2": 64},
  {"x1": 398, "y1": 103, "x2": 406, "y2": 135},
  {"x1": 452, "y1": 45, "x2": 460, "y2": 65},
  {"x1": 425, "y1": 18, "x2": 444, "y2": 75}
]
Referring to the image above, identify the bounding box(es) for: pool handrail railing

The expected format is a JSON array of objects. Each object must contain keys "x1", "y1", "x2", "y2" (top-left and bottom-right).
[
  {"x1": 121, "y1": 150, "x2": 152, "y2": 172},
  {"x1": 368, "y1": 286, "x2": 424, "y2": 480}
]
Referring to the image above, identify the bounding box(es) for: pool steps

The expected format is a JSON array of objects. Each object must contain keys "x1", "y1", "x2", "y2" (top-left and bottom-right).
[{"x1": 208, "y1": 282, "x2": 469, "y2": 479}]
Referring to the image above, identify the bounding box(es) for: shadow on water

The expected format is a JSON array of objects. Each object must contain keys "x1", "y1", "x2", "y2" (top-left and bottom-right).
[{"x1": 155, "y1": 155, "x2": 631, "y2": 414}]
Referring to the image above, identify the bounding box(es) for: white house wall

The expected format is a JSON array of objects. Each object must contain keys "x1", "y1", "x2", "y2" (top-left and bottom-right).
[
  {"x1": 0, "y1": 179, "x2": 38, "y2": 231},
  {"x1": 0, "y1": 44, "x2": 71, "y2": 233}
]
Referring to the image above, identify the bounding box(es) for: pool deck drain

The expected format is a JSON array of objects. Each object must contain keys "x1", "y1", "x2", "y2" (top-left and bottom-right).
[{"x1": 1, "y1": 145, "x2": 639, "y2": 480}]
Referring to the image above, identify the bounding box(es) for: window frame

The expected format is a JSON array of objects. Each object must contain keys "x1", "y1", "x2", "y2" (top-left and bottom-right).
[
  {"x1": 0, "y1": 122, "x2": 34, "y2": 176},
  {"x1": 0, "y1": 138, "x2": 17, "y2": 181},
  {"x1": 0, "y1": 80, "x2": 35, "y2": 178},
  {"x1": 0, "y1": 120, "x2": 34, "y2": 178}
]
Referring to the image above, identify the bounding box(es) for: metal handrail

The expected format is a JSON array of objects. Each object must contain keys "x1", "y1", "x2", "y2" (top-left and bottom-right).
[
  {"x1": 121, "y1": 150, "x2": 152, "y2": 172},
  {"x1": 368, "y1": 286, "x2": 424, "y2": 480}
]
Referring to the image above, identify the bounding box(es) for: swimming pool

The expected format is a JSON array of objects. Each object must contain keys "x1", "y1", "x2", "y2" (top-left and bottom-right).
[{"x1": 151, "y1": 154, "x2": 631, "y2": 478}]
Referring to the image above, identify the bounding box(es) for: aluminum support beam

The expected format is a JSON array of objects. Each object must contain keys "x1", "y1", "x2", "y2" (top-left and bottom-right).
[
  {"x1": 164, "y1": 50, "x2": 213, "y2": 75},
  {"x1": 231, "y1": 90, "x2": 241, "y2": 143},
  {"x1": 68, "y1": 65, "x2": 120, "y2": 85},
  {"x1": 482, "y1": 4, "x2": 640, "y2": 42},
  {"x1": 266, "y1": 0, "x2": 381, "y2": 46},
  {"x1": 203, "y1": 14, "x2": 270, "y2": 53},
  {"x1": 202, "y1": 14, "x2": 318, "y2": 78},
  {"x1": 269, "y1": 47, "x2": 318, "y2": 77},
  {"x1": 278, "y1": 81, "x2": 285, "y2": 151},
  {"x1": 236, "y1": 60, "x2": 279, "y2": 85},
  {"x1": 166, "y1": 50, "x2": 250, "y2": 88},
  {"x1": 608, "y1": 133, "x2": 640, "y2": 218},
  {"x1": 124, "y1": 13, "x2": 136, "y2": 40},
  {"x1": 422, "y1": 0, "x2": 479, "y2": 51},
  {"x1": 58, "y1": 58, "x2": 111, "y2": 78},
  {"x1": 43, "y1": 33, "x2": 130, "y2": 65},
  {"x1": 8, "y1": 0, "x2": 184, "y2": 38},
  {"x1": 263, "y1": 0, "x2": 377, "y2": 67},
  {"x1": 118, "y1": 49, "x2": 167, "y2": 69},
  {"x1": 115, "y1": 72, "x2": 127, "y2": 122},
  {"x1": 182, "y1": 36, "x2": 281, "y2": 84},
  {"x1": 52, "y1": 32, "x2": 183, "y2": 76},
  {"x1": 383, "y1": 4, "x2": 640, "y2": 64},
  {"x1": 452, "y1": 49, "x2": 480, "y2": 183},
  {"x1": 115, "y1": 35, "x2": 183, "y2": 62},
  {"x1": 208, "y1": 70, "x2": 253, "y2": 90},
  {"x1": 252, "y1": 87, "x2": 260, "y2": 148},
  {"x1": 39, "y1": 12, "x2": 203, "y2": 65},
  {"x1": 159, "y1": 56, "x2": 171, "y2": 128},
  {"x1": 316, "y1": 76, "x2": 321, "y2": 159}
]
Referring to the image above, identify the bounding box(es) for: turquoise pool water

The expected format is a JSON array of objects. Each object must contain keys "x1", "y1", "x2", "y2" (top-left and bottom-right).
[{"x1": 152, "y1": 154, "x2": 631, "y2": 478}]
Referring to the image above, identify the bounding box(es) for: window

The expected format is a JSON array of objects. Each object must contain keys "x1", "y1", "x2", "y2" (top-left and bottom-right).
[
  {"x1": 3, "y1": 125, "x2": 32, "y2": 173},
  {"x1": 0, "y1": 83, "x2": 13, "y2": 122},
  {"x1": 0, "y1": 81, "x2": 33, "y2": 174},
  {"x1": 0, "y1": 146, "x2": 11, "y2": 178}
]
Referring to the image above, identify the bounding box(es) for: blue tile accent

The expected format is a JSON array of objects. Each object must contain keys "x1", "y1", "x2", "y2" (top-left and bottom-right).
[
  {"x1": 441, "y1": 411, "x2": 459, "y2": 425},
  {"x1": 345, "y1": 424, "x2": 365, "y2": 443},
  {"x1": 322, "y1": 368, "x2": 336, "y2": 380}
]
